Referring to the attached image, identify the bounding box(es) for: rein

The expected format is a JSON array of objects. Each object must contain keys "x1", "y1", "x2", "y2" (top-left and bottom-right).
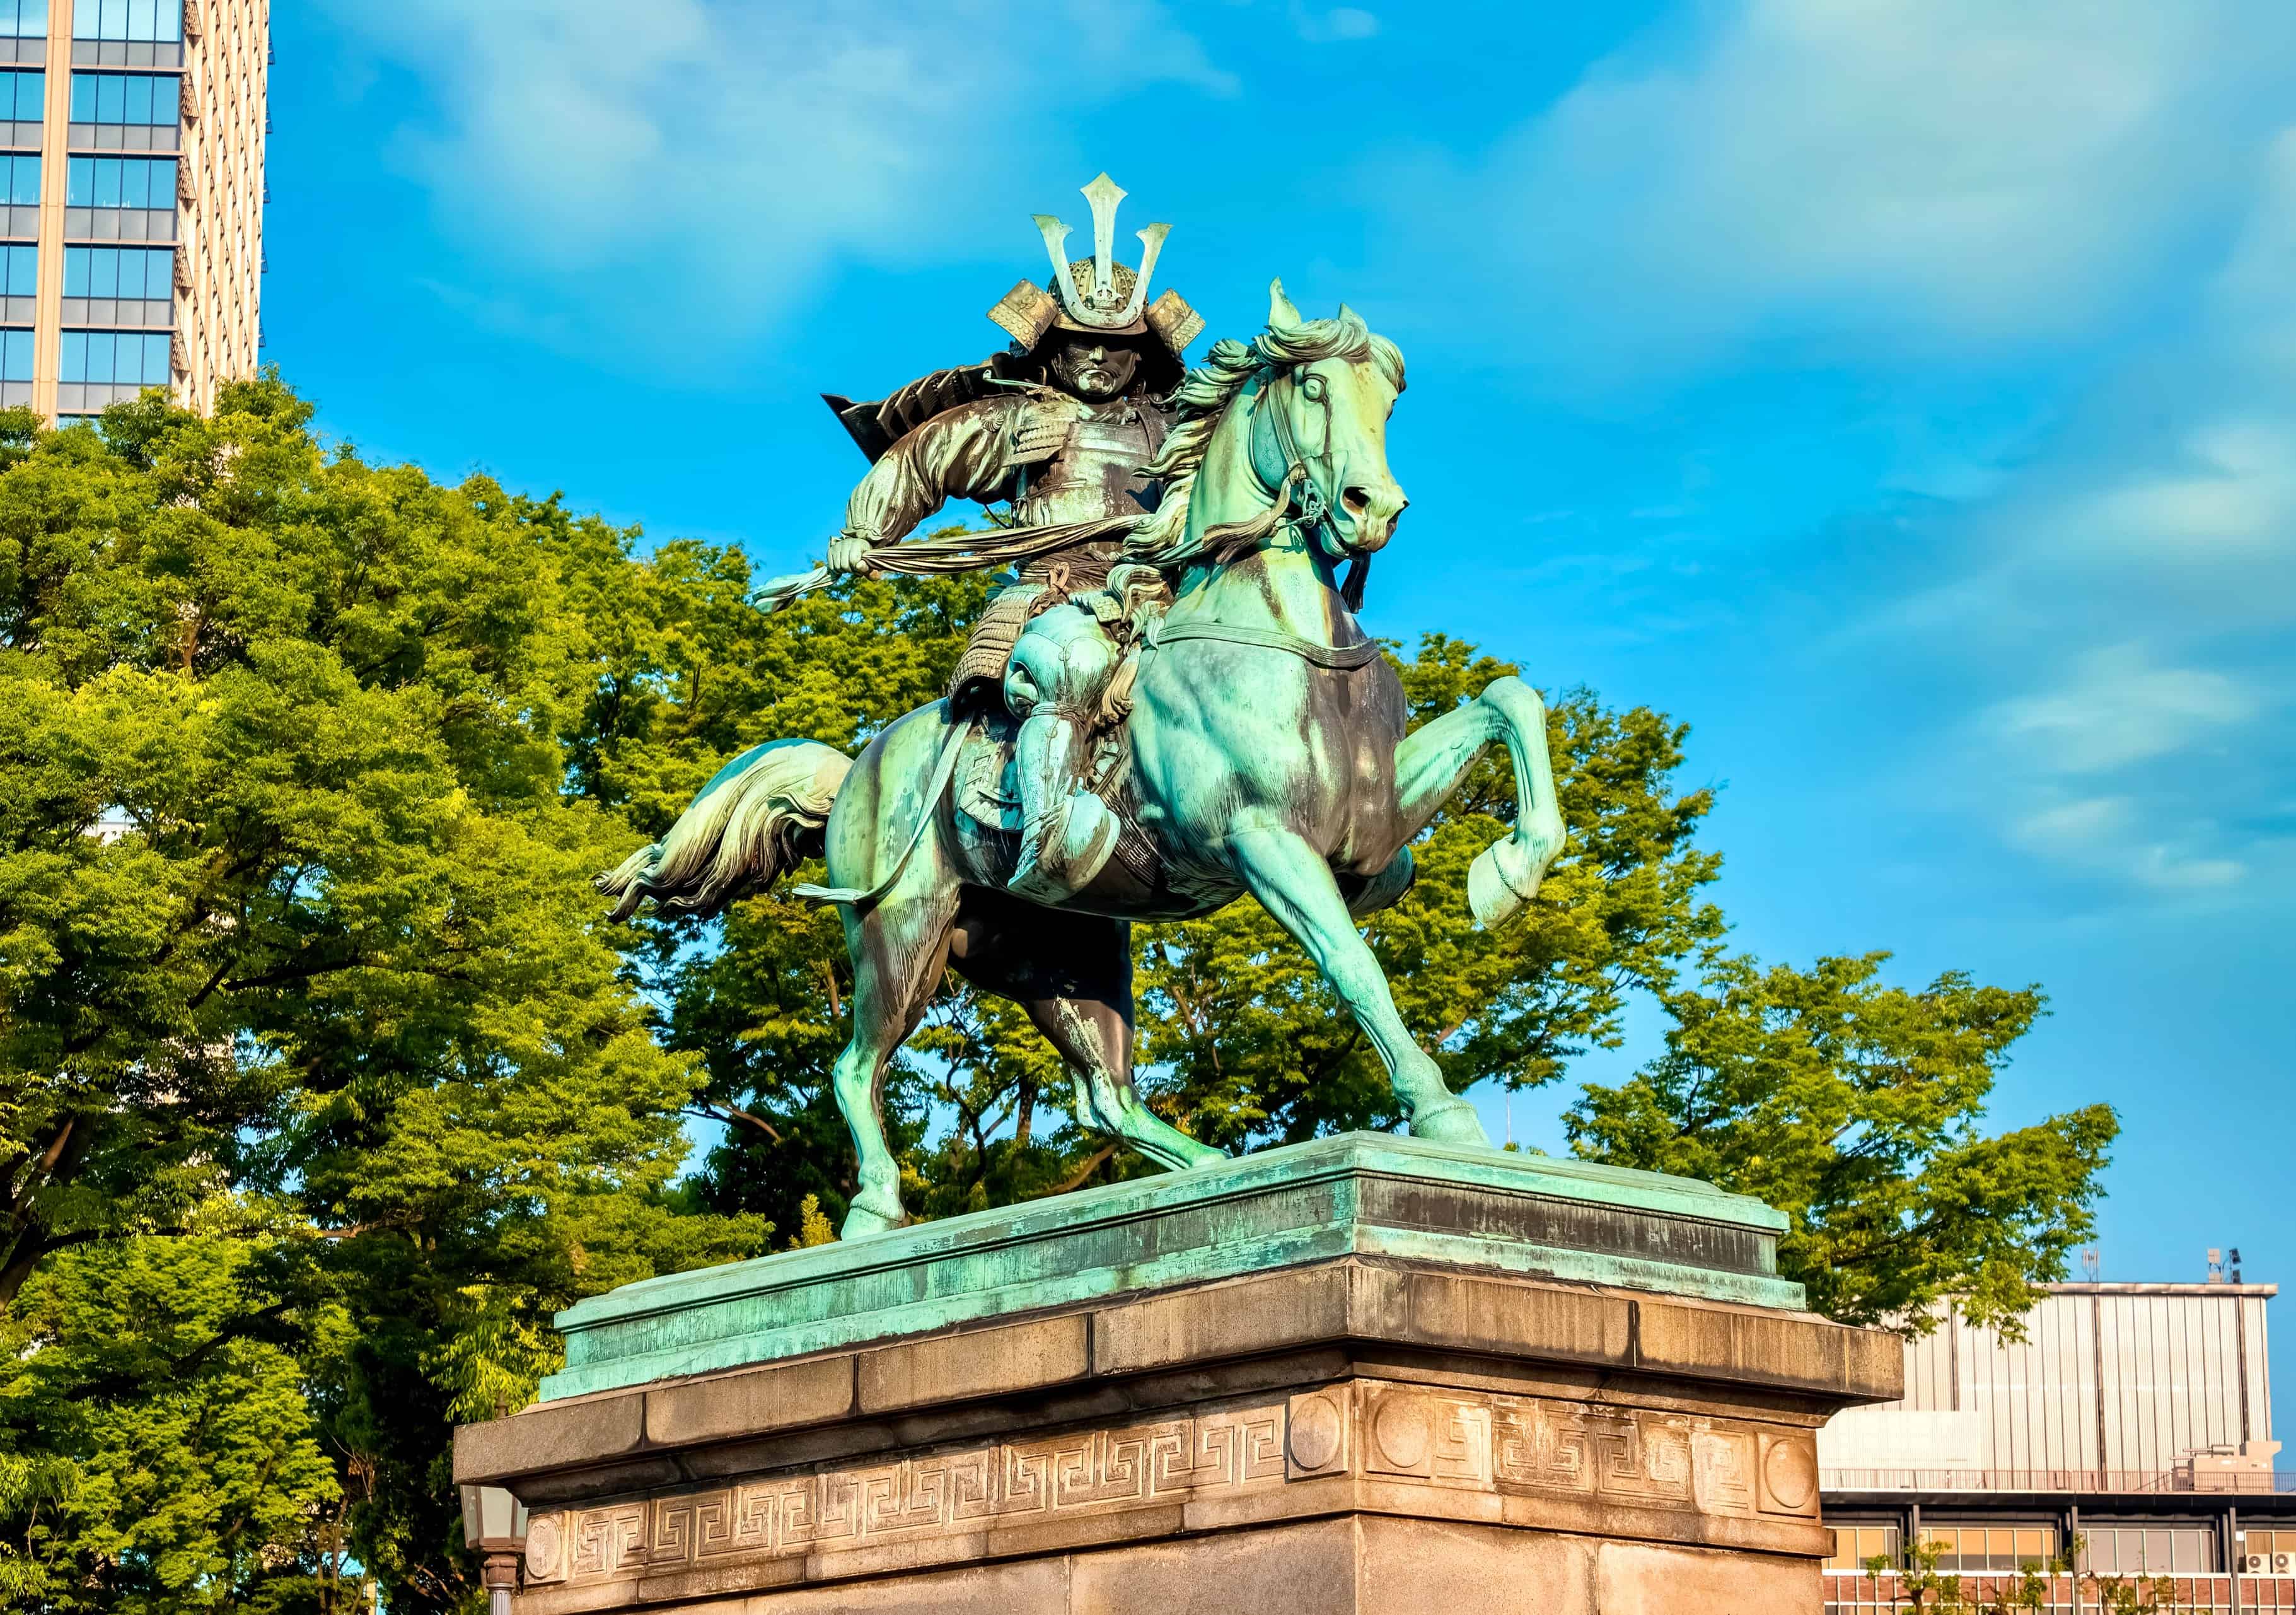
[
  {"x1": 1249, "y1": 368, "x2": 1372, "y2": 612},
  {"x1": 1145, "y1": 615, "x2": 1383, "y2": 669}
]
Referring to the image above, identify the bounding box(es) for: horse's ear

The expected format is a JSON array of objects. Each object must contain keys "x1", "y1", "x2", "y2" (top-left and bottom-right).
[
  {"x1": 1336, "y1": 301, "x2": 1359, "y2": 327},
  {"x1": 1268, "y1": 277, "x2": 1303, "y2": 330}
]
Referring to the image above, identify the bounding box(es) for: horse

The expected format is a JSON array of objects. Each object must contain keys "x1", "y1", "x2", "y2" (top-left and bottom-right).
[{"x1": 599, "y1": 282, "x2": 1567, "y2": 1238}]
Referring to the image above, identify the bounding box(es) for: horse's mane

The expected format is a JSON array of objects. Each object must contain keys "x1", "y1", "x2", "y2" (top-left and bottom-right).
[{"x1": 1128, "y1": 308, "x2": 1405, "y2": 568}]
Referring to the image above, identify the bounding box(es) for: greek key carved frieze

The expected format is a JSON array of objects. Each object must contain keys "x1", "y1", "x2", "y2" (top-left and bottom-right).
[
  {"x1": 535, "y1": 1401, "x2": 1285, "y2": 1586},
  {"x1": 528, "y1": 1384, "x2": 1815, "y2": 1589}
]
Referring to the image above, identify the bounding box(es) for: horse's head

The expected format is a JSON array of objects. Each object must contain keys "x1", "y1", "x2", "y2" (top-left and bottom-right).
[
  {"x1": 1128, "y1": 285, "x2": 1412, "y2": 577},
  {"x1": 1260, "y1": 279, "x2": 1408, "y2": 560}
]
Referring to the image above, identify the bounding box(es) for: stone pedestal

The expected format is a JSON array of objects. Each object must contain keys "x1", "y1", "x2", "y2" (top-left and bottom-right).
[{"x1": 455, "y1": 1133, "x2": 1901, "y2": 1612}]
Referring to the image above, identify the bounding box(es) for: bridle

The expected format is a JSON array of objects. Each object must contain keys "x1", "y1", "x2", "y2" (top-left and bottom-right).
[
  {"x1": 1248, "y1": 363, "x2": 1371, "y2": 611},
  {"x1": 1140, "y1": 361, "x2": 1383, "y2": 670}
]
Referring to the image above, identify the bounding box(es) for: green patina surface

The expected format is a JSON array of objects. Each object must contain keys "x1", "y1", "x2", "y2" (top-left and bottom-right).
[{"x1": 540, "y1": 1133, "x2": 1802, "y2": 1401}]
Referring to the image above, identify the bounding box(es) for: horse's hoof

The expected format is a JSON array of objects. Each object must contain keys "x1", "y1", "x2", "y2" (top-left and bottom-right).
[
  {"x1": 1468, "y1": 836, "x2": 1544, "y2": 928},
  {"x1": 1410, "y1": 1102, "x2": 1492, "y2": 1148}
]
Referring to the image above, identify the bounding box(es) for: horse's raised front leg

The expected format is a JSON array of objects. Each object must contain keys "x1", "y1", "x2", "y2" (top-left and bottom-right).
[
  {"x1": 1391, "y1": 675, "x2": 1566, "y2": 928},
  {"x1": 1227, "y1": 827, "x2": 1491, "y2": 1146}
]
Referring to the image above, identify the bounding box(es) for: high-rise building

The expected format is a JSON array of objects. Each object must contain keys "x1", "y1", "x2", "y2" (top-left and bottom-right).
[
  {"x1": 1819, "y1": 1278, "x2": 2290, "y2": 1613},
  {"x1": 0, "y1": 0, "x2": 266, "y2": 426}
]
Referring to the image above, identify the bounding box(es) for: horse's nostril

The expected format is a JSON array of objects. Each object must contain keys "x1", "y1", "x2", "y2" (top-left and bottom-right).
[{"x1": 1343, "y1": 486, "x2": 1371, "y2": 517}]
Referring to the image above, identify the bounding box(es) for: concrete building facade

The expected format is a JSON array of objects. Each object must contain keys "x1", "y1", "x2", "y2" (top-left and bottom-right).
[
  {"x1": 0, "y1": 0, "x2": 265, "y2": 424},
  {"x1": 1820, "y1": 1281, "x2": 2293, "y2": 1612}
]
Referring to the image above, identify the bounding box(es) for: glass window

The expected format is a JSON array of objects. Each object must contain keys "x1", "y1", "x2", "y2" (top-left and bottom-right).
[
  {"x1": 1, "y1": 1, "x2": 47, "y2": 40},
  {"x1": 58, "y1": 327, "x2": 169, "y2": 385},
  {"x1": 1923, "y1": 1525, "x2": 2060, "y2": 1574},
  {"x1": 3, "y1": 242, "x2": 32, "y2": 294},
  {"x1": 66, "y1": 153, "x2": 171, "y2": 206},
  {"x1": 3, "y1": 69, "x2": 41, "y2": 120},
  {"x1": 1, "y1": 327, "x2": 33, "y2": 383},
  {"x1": 64, "y1": 245, "x2": 170, "y2": 299},
  {"x1": 1826, "y1": 1525, "x2": 1902, "y2": 1571},
  {"x1": 2082, "y1": 1526, "x2": 2217, "y2": 1576},
  {"x1": 76, "y1": 0, "x2": 177, "y2": 42},
  {"x1": 70, "y1": 71, "x2": 175, "y2": 124},
  {"x1": 1, "y1": 152, "x2": 35, "y2": 203}
]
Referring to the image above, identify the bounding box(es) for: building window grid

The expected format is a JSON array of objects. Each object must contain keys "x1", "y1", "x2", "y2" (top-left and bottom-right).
[
  {"x1": 0, "y1": 67, "x2": 42, "y2": 125},
  {"x1": 64, "y1": 243, "x2": 170, "y2": 300},
  {"x1": 1918, "y1": 1525, "x2": 2063, "y2": 1575},
  {"x1": 64, "y1": 152, "x2": 178, "y2": 242},
  {"x1": 68, "y1": 154, "x2": 177, "y2": 206},
  {"x1": 0, "y1": 149, "x2": 32, "y2": 238},
  {"x1": 73, "y1": 0, "x2": 183, "y2": 67},
  {"x1": 1826, "y1": 1525, "x2": 1905, "y2": 1572},
  {"x1": 69, "y1": 71, "x2": 179, "y2": 125},
  {"x1": 2080, "y1": 1525, "x2": 2220, "y2": 1577},
  {"x1": 62, "y1": 327, "x2": 166, "y2": 381},
  {"x1": 75, "y1": 0, "x2": 182, "y2": 44}
]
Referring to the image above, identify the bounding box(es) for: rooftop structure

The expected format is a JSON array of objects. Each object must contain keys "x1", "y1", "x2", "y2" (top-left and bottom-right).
[{"x1": 1820, "y1": 1278, "x2": 2289, "y2": 1613}]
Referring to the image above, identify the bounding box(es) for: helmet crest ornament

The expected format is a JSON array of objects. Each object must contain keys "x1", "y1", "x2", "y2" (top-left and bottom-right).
[{"x1": 989, "y1": 173, "x2": 1203, "y2": 359}]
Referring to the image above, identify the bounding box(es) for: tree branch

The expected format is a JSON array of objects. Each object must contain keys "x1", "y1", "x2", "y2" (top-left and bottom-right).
[
  {"x1": 1036, "y1": 1144, "x2": 1116, "y2": 1198},
  {"x1": 687, "y1": 1099, "x2": 784, "y2": 1145}
]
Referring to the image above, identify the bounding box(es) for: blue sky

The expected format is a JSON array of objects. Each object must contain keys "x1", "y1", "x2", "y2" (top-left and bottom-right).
[{"x1": 279, "y1": 2, "x2": 2294, "y2": 1399}]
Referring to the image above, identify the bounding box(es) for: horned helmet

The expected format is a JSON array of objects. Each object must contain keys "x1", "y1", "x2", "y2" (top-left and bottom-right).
[{"x1": 985, "y1": 173, "x2": 1204, "y2": 397}]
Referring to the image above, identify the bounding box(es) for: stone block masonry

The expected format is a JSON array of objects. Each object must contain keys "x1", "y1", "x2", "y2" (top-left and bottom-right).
[{"x1": 456, "y1": 1136, "x2": 1901, "y2": 1611}]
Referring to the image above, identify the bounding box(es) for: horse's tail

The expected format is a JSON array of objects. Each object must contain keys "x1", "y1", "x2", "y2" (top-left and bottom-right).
[{"x1": 596, "y1": 739, "x2": 852, "y2": 921}]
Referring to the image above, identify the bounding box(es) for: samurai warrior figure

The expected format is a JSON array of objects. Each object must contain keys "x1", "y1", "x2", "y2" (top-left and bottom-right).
[{"x1": 820, "y1": 175, "x2": 1204, "y2": 903}]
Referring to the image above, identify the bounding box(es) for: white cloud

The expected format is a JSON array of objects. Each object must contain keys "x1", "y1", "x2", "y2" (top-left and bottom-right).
[
  {"x1": 2012, "y1": 796, "x2": 2131, "y2": 849},
  {"x1": 1986, "y1": 645, "x2": 2259, "y2": 774},
  {"x1": 2215, "y1": 127, "x2": 2296, "y2": 372},
  {"x1": 2132, "y1": 846, "x2": 2246, "y2": 891},
  {"x1": 323, "y1": 0, "x2": 1233, "y2": 358},
  {"x1": 1292, "y1": 5, "x2": 1379, "y2": 42},
  {"x1": 2006, "y1": 795, "x2": 2251, "y2": 892},
  {"x1": 1372, "y1": 0, "x2": 2296, "y2": 382},
  {"x1": 2079, "y1": 420, "x2": 2296, "y2": 556}
]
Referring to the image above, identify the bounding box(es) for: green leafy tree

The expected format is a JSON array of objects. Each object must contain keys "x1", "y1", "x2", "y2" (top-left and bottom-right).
[
  {"x1": 0, "y1": 385, "x2": 760, "y2": 1612},
  {"x1": 1565, "y1": 952, "x2": 2116, "y2": 1329},
  {"x1": 0, "y1": 1214, "x2": 338, "y2": 1612}
]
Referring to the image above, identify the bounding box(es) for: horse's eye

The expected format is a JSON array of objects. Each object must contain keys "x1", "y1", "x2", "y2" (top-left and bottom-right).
[{"x1": 1301, "y1": 374, "x2": 1326, "y2": 401}]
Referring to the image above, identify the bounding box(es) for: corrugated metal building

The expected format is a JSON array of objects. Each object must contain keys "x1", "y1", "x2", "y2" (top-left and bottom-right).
[{"x1": 1818, "y1": 1281, "x2": 2292, "y2": 1613}]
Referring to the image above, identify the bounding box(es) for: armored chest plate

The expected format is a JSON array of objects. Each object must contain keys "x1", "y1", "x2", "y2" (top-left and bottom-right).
[{"x1": 1014, "y1": 405, "x2": 1159, "y2": 528}]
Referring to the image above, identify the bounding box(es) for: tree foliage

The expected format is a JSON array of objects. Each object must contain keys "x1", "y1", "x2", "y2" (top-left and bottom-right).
[
  {"x1": 0, "y1": 385, "x2": 760, "y2": 1611},
  {"x1": 0, "y1": 380, "x2": 2114, "y2": 1607},
  {"x1": 1565, "y1": 953, "x2": 2114, "y2": 1331}
]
